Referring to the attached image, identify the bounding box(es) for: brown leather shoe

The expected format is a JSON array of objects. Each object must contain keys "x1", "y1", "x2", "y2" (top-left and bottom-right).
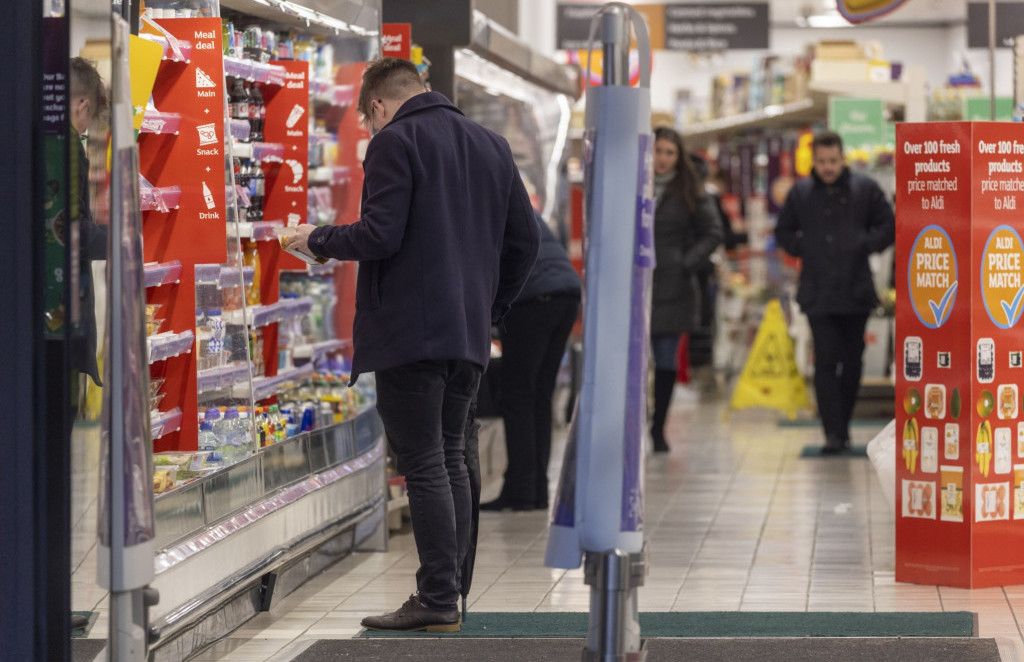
[{"x1": 360, "y1": 594, "x2": 461, "y2": 632}]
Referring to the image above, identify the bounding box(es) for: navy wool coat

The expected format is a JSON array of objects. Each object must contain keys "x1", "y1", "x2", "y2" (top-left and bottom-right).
[
  {"x1": 774, "y1": 168, "x2": 895, "y2": 316},
  {"x1": 308, "y1": 91, "x2": 539, "y2": 379}
]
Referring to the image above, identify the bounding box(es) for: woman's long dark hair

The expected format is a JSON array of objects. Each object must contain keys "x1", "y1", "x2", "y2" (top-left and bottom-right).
[{"x1": 654, "y1": 126, "x2": 703, "y2": 214}]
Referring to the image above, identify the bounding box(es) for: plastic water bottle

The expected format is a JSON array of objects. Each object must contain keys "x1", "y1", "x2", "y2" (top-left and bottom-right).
[
  {"x1": 197, "y1": 420, "x2": 219, "y2": 451},
  {"x1": 203, "y1": 407, "x2": 224, "y2": 441},
  {"x1": 205, "y1": 308, "x2": 225, "y2": 368},
  {"x1": 214, "y1": 407, "x2": 247, "y2": 461}
]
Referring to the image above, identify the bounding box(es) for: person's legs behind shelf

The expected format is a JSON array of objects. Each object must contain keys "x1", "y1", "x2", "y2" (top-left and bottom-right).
[
  {"x1": 530, "y1": 296, "x2": 579, "y2": 508},
  {"x1": 488, "y1": 299, "x2": 548, "y2": 510}
]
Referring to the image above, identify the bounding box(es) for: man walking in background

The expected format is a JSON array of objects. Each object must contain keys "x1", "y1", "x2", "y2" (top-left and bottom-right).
[
  {"x1": 775, "y1": 131, "x2": 895, "y2": 454},
  {"x1": 284, "y1": 58, "x2": 538, "y2": 631}
]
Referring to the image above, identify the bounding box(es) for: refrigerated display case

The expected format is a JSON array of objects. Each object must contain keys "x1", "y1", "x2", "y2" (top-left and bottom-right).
[{"x1": 124, "y1": 2, "x2": 386, "y2": 658}]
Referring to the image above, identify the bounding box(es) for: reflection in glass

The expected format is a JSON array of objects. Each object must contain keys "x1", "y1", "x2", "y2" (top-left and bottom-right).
[{"x1": 456, "y1": 49, "x2": 573, "y2": 226}]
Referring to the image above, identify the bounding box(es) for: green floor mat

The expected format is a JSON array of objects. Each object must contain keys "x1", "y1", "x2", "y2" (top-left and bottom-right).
[
  {"x1": 358, "y1": 611, "x2": 975, "y2": 638},
  {"x1": 296, "y1": 637, "x2": 1000, "y2": 662},
  {"x1": 799, "y1": 444, "x2": 870, "y2": 457},
  {"x1": 71, "y1": 611, "x2": 95, "y2": 638}
]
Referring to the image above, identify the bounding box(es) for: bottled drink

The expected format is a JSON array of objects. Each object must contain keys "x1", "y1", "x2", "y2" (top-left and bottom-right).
[
  {"x1": 203, "y1": 407, "x2": 225, "y2": 444},
  {"x1": 251, "y1": 160, "x2": 265, "y2": 221},
  {"x1": 249, "y1": 82, "x2": 265, "y2": 142},
  {"x1": 195, "y1": 308, "x2": 209, "y2": 370},
  {"x1": 214, "y1": 407, "x2": 249, "y2": 462},
  {"x1": 250, "y1": 326, "x2": 265, "y2": 376},
  {"x1": 198, "y1": 420, "x2": 219, "y2": 451},
  {"x1": 237, "y1": 407, "x2": 255, "y2": 450},
  {"x1": 230, "y1": 77, "x2": 250, "y2": 135},
  {"x1": 205, "y1": 308, "x2": 225, "y2": 368},
  {"x1": 268, "y1": 404, "x2": 285, "y2": 442},
  {"x1": 277, "y1": 300, "x2": 293, "y2": 370},
  {"x1": 242, "y1": 241, "x2": 262, "y2": 306}
]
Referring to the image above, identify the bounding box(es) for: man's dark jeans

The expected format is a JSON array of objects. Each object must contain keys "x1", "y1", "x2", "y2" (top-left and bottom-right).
[
  {"x1": 375, "y1": 359, "x2": 482, "y2": 610},
  {"x1": 808, "y1": 313, "x2": 869, "y2": 443}
]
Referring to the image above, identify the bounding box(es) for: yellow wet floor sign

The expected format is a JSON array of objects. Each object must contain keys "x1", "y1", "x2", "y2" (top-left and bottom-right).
[{"x1": 730, "y1": 299, "x2": 810, "y2": 419}]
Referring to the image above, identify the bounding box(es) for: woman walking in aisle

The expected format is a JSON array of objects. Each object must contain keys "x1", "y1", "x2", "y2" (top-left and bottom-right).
[{"x1": 649, "y1": 127, "x2": 722, "y2": 452}]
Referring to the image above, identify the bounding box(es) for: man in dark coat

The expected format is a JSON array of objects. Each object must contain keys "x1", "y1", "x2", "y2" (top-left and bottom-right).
[
  {"x1": 775, "y1": 131, "x2": 895, "y2": 453},
  {"x1": 284, "y1": 58, "x2": 539, "y2": 631}
]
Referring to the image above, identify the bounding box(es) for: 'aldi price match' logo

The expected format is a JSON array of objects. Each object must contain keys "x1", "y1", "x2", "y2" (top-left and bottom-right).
[
  {"x1": 981, "y1": 225, "x2": 1024, "y2": 329},
  {"x1": 908, "y1": 225, "x2": 958, "y2": 328}
]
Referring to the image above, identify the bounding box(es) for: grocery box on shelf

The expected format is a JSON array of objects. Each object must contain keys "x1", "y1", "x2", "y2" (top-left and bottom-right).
[{"x1": 811, "y1": 58, "x2": 869, "y2": 83}]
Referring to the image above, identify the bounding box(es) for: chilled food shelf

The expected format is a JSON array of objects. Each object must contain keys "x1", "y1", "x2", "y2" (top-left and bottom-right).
[
  {"x1": 151, "y1": 407, "x2": 184, "y2": 441},
  {"x1": 248, "y1": 363, "x2": 315, "y2": 401},
  {"x1": 139, "y1": 33, "x2": 192, "y2": 63},
  {"x1": 196, "y1": 362, "x2": 253, "y2": 394},
  {"x1": 309, "y1": 166, "x2": 351, "y2": 186},
  {"x1": 310, "y1": 80, "x2": 354, "y2": 108},
  {"x1": 140, "y1": 185, "x2": 182, "y2": 212},
  {"x1": 226, "y1": 183, "x2": 251, "y2": 209},
  {"x1": 292, "y1": 338, "x2": 350, "y2": 361},
  {"x1": 230, "y1": 220, "x2": 283, "y2": 241},
  {"x1": 252, "y1": 142, "x2": 285, "y2": 162},
  {"x1": 141, "y1": 109, "x2": 183, "y2": 135},
  {"x1": 224, "y1": 56, "x2": 286, "y2": 85},
  {"x1": 217, "y1": 265, "x2": 255, "y2": 288},
  {"x1": 148, "y1": 330, "x2": 194, "y2": 364},
  {"x1": 228, "y1": 140, "x2": 286, "y2": 162},
  {"x1": 306, "y1": 261, "x2": 338, "y2": 276},
  {"x1": 144, "y1": 260, "x2": 183, "y2": 288},
  {"x1": 225, "y1": 296, "x2": 313, "y2": 328},
  {"x1": 229, "y1": 118, "x2": 252, "y2": 142}
]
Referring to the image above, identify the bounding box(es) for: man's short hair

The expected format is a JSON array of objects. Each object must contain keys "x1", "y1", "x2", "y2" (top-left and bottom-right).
[
  {"x1": 70, "y1": 57, "x2": 108, "y2": 120},
  {"x1": 357, "y1": 57, "x2": 426, "y2": 120},
  {"x1": 812, "y1": 130, "x2": 843, "y2": 153}
]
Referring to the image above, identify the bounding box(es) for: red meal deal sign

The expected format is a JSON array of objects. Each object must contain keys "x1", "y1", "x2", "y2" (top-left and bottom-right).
[
  {"x1": 263, "y1": 60, "x2": 309, "y2": 227},
  {"x1": 140, "y1": 17, "x2": 227, "y2": 265},
  {"x1": 382, "y1": 23, "x2": 412, "y2": 60},
  {"x1": 138, "y1": 17, "x2": 229, "y2": 453},
  {"x1": 263, "y1": 60, "x2": 310, "y2": 271}
]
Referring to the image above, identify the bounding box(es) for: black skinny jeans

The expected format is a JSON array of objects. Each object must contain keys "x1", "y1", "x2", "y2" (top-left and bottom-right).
[
  {"x1": 498, "y1": 294, "x2": 579, "y2": 507},
  {"x1": 375, "y1": 359, "x2": 482, "y2": 610},
  {"x1": 807, "y1": 313, "x2": 869, "y2": 443}
]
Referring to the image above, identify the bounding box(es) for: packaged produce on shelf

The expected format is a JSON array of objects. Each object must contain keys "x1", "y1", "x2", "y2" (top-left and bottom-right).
[{"x1": 141, "y1": 0, "x2": 216, "y2": 19}]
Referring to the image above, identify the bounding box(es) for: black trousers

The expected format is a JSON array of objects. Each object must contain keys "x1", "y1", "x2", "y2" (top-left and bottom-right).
[
  {"x1": 375, "y1": 359, "x2": 482, "y2": 610},
  {"x1": 807, "y1": 313, "x2": 870, "y2": 443},
  {"x1": 498, "y1": 294, "x2": 579, "y2": 508}
]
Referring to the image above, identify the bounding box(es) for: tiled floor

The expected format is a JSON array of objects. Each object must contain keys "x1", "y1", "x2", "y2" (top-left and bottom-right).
[{"x1": 74, "y1": 387, "x2": 1024, "y2": 661}]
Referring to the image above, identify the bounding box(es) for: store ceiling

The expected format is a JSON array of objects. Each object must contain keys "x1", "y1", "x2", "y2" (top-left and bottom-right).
[{"x1": 768, "y1": 0, "x2": 968, "y2": 26}]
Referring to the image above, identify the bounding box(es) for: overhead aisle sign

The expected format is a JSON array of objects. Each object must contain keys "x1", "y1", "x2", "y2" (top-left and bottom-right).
[{"x1": 555, "y1": 2, "x2": 768, "y2": 51}]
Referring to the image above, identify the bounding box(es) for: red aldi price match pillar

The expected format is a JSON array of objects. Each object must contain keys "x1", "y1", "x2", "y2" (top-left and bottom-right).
[{"x1": 896, "y1": 122, "x2": 1024, "y2": 588}]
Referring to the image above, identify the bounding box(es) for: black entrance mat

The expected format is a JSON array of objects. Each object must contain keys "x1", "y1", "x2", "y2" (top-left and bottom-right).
[
  {"x1": 290, "y1": 637, "x2": 1000, "y2": 662},
  {"x1": 358, "y1": 610, "x2": 975, "y2": 638},
  {"x1": 71, "y1": 638, "x2": 105, "y2": 662}
]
